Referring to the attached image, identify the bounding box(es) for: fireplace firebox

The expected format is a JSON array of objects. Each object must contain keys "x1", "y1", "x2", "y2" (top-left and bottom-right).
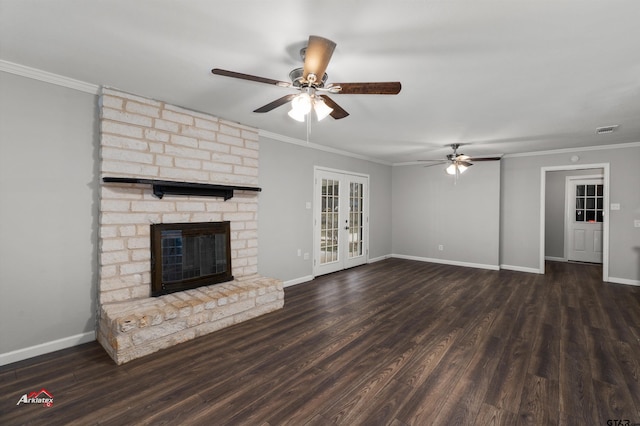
[{"x1": 150, "y1": 221, "x2": 233, "y2": 296}]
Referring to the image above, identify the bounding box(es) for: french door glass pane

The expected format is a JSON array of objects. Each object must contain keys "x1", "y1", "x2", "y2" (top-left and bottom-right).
[
  {"x1": 320, "y1": 179, "x2": 339, "y2": 265},
  {"x1": 349, "y1": 182, "x2": 364, "y2": 258}
]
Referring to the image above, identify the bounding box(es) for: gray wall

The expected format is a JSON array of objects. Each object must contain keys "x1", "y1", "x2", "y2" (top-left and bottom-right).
[
  {"x1": 0, "y1": 72, "x2": 98, "y2": 356},
  {"x1": 545, "y1": 169, "x2": 602, "y2": 259},
  {"x1": 257, "y1": 136, "x2": 392, "y2": 283},
  {"x1": 501, "y1": 146, "x2": 640, "y2": 282},
  {"x1": 391, "y1": 161, "x2": 501, "y2": 268}
]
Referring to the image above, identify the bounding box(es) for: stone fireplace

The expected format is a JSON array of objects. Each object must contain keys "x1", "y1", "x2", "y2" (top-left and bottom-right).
[{"x1": 96, "y1": 88, "x2": 283, "y2": 364}]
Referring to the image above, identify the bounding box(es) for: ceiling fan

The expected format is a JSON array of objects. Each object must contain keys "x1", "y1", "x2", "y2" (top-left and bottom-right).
[
  {"x1": 211, "y1": 35, "x2": 401, "y2": 121},
  {"x1": 420, "y1": 144, "x2": 502, "y2": 176}
]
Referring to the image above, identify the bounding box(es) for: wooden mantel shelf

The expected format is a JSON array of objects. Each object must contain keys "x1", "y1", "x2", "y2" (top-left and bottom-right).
[{"x1": 102, "y1": 177, "x2": 261, "y2": 200}]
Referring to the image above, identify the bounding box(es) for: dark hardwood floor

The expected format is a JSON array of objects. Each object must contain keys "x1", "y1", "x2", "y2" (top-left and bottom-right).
[{"x1": 1, "y1": 259, "x2": 640, "y2": 425}]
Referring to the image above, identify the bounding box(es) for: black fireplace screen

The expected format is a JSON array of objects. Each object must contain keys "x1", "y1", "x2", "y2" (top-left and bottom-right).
[{"x1": 150, "y1": 221, "x2": 233, "y2": 296}]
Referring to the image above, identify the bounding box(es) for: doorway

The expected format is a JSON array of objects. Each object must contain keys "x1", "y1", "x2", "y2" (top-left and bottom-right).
[
  {"x1": 540, "y1": 164, "x2": 609, "y2": 281},
  {"x1": 313, "y1": 167, "x2": 369, "y2": 277}
]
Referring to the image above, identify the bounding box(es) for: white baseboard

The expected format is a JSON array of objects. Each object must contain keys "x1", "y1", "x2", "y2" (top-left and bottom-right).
[
  {"x1": 368, "y1": 255, "x2": 391, "y2": 263},
  {"x1": 0, "y1": 331, "x2": 95, "y2": 367},
  {"x1": 545, "y1": 256, "x2": 566, "y2": 262},
  {"x1": 500, "y1": 264, "x2": 543, "y2": 274},
  {"x1": 283, "y1": 275, "x2": 314, "y2": 288},
  {"x1": 392, "y1": 254, "x2": 500, "y2": 271},
  {"x1": 607, "y1": 276, "x2": 640, "y2": 286}
]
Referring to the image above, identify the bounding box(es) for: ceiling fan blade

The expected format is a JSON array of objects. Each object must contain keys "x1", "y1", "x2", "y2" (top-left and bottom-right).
[
  {"x1": 212, "y1": 68, "x2": 291, "y2": 87},
  {"x1": 422, "y1": 161, "x2": 448, "y2": 168},
  {"x1": 320, "y1": 95, "x2": 349, "y2": 119},
  {"x1": 458, "y1": 161, "x2": 473, "y2": 167},
  {"x1": 303, "y1": 36, "x2": 336, "y2": 83},
  {"x1": 467, "y1": 156, "x2": 502, "y2": 161},
  {"x1": 253, "y1": 94, "x2": 298, "y2": 113},
  {"x1": 331, "y1": 82, "x2": 402, "y2": 95}
]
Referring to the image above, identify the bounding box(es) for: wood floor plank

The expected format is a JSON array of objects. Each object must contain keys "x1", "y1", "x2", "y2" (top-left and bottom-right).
[
  {"x1": 1, "y1": 259, "x2": 639, "y2": 425},
  {"x1": 395, "y1": 307, "x2": 500, "y2": 424},
  {"x1": 558, "y1": 339, "x2": 599, "y2": 424},
  {"x1": 474, "y1": 402, "x2": 518, "y2": 426},
  {"x1": 611, "y1": 340, "x2": 640, "y2": 415},
  {"x1": 354, "y1": 378, "x2": 414, "y2": 426},
  {"x1": 483, "y1": 278, "x2": 543, "y2": 414},
  {"x1": 317, "y1": 335, "x2": 422, "y2": 424},
  {"x1": 516, "y1": 374, "x2": 558, "y2": 426},
  {"x1": 592, "y1": 379, "x2": 640, "y2": 423},
  {"x1": 430, "y1": 335, "x2": 504, "y2": 425}
]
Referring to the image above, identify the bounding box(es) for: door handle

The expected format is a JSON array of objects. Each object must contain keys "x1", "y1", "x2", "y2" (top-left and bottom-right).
[{"x1": 344, "y1": 226, "x2": 349, "y2": 230}]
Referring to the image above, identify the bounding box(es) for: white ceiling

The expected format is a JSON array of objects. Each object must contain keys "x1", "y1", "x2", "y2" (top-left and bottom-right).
[{"x1": 2, "y1": 1, "x2": 639, "y2": 164}]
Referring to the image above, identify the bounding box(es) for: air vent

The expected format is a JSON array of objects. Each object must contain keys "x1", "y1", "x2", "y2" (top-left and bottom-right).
[{"x1": 596, "y1": 125, "x2": 619, "y2": 134}]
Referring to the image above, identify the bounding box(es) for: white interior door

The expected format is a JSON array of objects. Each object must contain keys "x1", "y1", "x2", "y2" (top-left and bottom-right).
[
  {"x1": 567, "y1": 177, "x2": 603, "y2": 263},
  {"x1": 314, "y1": 168, "x2": 369, "y2": 276}
]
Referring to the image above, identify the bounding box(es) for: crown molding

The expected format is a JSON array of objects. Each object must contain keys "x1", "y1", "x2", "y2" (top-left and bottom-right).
[
  {"x1": 258, "y1": 129, "x2": 392, "y2": 166},
  {"x1": 502, "y1": 141, "x2": 640, "y2": 158},
  {"x1": 392, "y1": 141, "x2": 640, "y2": 166},
  {"x1": 0, "y1": 60, "x2": 99, "y2": 95}
]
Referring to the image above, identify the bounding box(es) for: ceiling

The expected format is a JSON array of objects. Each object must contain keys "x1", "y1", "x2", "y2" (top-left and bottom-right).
[{"x1": 1, "y1": 1, "x2": 639, "y2": 164}]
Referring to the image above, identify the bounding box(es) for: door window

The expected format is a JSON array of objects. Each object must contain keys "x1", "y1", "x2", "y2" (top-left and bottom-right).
[{"x1": 575, "y1": 184, "x2": 603, "y2": 223}]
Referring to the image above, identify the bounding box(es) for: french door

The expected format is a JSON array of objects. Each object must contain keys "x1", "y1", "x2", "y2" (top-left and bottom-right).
[{"x1": 313, "y1": 168, "x2": 369, "y2": 276}]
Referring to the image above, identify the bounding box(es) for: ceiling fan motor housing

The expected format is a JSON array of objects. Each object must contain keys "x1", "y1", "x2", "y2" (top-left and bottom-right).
[{"x1": 289, "y1": 67, "x2": 328, "y2": 88}]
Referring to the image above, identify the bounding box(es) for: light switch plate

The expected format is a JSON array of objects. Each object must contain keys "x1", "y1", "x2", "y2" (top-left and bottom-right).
[
  {"x1": 634, "y1": 220, "x2": 640, "y2": 228},
  {"x1": 610, "y1": 203, "x2": 621, "y2": 210}
]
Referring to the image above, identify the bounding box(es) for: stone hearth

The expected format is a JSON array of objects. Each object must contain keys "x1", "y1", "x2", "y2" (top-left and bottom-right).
[{"x1": 99, "y1": 276, "x2": 282, "y2": 364}]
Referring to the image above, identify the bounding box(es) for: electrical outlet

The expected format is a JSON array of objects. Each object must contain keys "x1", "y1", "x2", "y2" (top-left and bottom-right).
[
  {"x1": 438, "y1": 245, "x2": 444, "y2": 251},
  {"x1": 634, "y1": 220, "x2": 640, "y2": 228}
]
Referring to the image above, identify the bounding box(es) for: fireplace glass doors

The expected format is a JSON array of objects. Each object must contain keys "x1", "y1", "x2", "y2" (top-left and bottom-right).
[{"x1": 150, "y1": 221, "x2": 232, "y2": 296}]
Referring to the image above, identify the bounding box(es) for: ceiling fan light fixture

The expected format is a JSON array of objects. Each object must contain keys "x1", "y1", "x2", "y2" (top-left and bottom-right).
[
  {"x1": 288, "y1": 92, "x2": 313, "y2": 122},
  {"x1": 287, "y1": 106, "x2": 307, "y2": 122},
  {"x1": 314, "y1": 97, "x2": 333, "y2": 121},
  {"x1": 445, "y1": 163, "x2": 468, "y2": 175},
  {"x1": 291, "y1": 92, "x2": 312, "y2": 114}
]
